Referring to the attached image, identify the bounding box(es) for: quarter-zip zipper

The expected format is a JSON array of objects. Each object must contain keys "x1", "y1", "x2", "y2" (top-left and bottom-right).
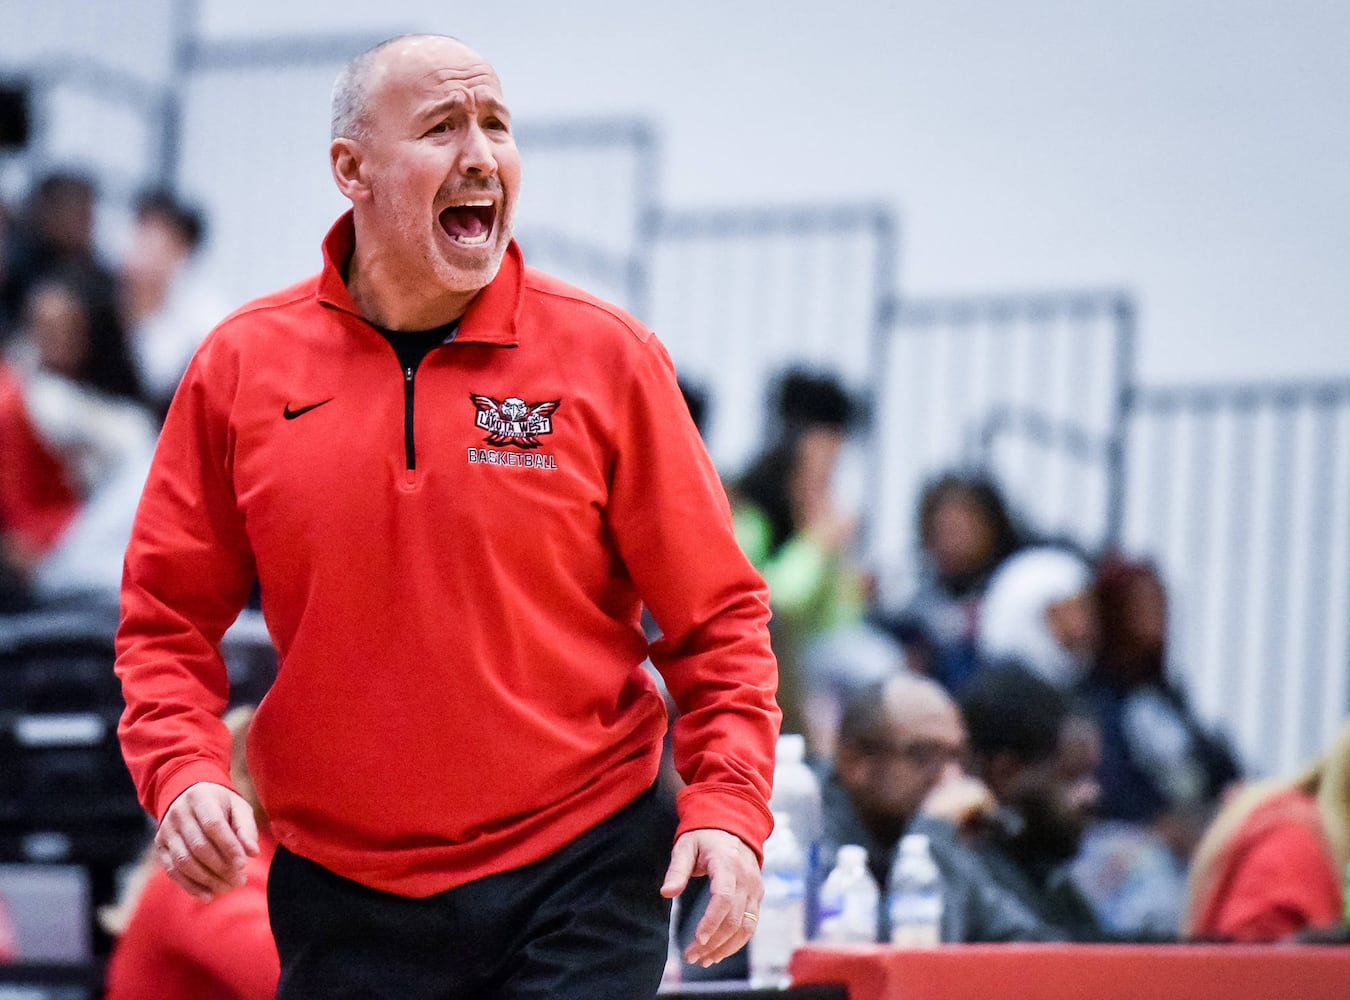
[
  {"x1": 403, "y1": 363, "x2": 417, "y2": 470},
  {"x1": 375, "y1": 320, "x2": 458, "y2": 475}
]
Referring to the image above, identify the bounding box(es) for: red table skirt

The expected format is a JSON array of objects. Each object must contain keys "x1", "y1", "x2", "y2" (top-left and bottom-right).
[{"x1": 790, "y1": 942, "x2": 1350, "y2": 1000}]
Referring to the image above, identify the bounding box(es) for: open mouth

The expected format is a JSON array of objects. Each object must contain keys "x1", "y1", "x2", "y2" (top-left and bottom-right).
[{"x1": 439, "y1": 200, "x2": 497, "y2": 247}]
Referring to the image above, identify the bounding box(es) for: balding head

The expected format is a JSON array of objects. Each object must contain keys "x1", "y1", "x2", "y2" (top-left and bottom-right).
[
  {"x1": 836, "y1": 672, "x2": 967, "y2": 834},
  {"x1": 331, "y1": 33, "x2": 487, "y2": 142},
  {"x1": 839, "y1": 672, "x2": 960, "y2": 750}
]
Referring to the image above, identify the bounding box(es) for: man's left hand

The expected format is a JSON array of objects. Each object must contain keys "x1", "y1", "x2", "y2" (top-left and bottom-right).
[{"x1": 661, "y1": 828, "x2": 763, "y2": 967}]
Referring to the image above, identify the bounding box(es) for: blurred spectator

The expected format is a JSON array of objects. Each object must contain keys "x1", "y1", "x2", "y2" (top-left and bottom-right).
[
  {"x1": 1071, "y1": 814, "x2": 1189, "y2": 939},
  {"x1": 677, "y1": 670, "x2": 1058, "y2": 981},
  {"x1": 876, "y1": 470, "x2": 1025, "y2": 691},
  {"x1": 0, "y1": 273, "x2": 156, "y2": 602},
  {"x1": 1083, "y1": 554, "x2": 1240, "y2": 856},
  {"x1": 729, "y1": 366, "x2": 870, "y2": 749},
  {"x1": 819, "y1": 671, "x2": 1061, "y2": 943},
  {"x1": 0, "y1": 170, "x2": 118, "y2": 342},
  {"x1": 119, "y1": 188, "x2": 230, "y2": 415},
  {"x1": 956, "y1": 665, "x2": 1149, "y2": 941},
  {"x1": 102, "y1": 705, "x2": 279, "y2": 1000},
  {"x1": 976, "y1": 544, "x2": 1097, "y2": 690},
  {"x1": 1182, "y1": 716, "x2": 1349, "y2": 943}
]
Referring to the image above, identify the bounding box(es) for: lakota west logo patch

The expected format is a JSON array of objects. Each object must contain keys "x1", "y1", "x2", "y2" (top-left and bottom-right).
[{"x1": 470, "y1": 394, "x2": 560, "y2": 449}]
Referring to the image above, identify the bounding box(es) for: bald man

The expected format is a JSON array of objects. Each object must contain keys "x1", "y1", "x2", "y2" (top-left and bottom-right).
[
  {"x1": 823, "y1": 672, "x2": 1061, "y2": 943},
  {"x1": 114, "y1": 34, "x2": 779, "y2": 999}
]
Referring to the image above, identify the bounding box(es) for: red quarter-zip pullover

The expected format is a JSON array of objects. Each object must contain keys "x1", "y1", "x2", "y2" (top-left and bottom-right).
[{"x1": 115, "y1": 213, "x2": 780, "y2": 896}]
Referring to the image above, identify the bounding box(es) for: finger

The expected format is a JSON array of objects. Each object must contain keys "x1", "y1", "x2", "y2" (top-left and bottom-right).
[
  {"x1": 660, "y1": 836, "x2": 698, "y2": 898},
  {"x1": 686, "y1": 858, "x2": 745, "y2": 963},
  {"x1": 188, "y1": 800, "x2": 248, "y2": 885},
  {"x1": 706, "y1": 919, "x2": 757, "y2": 965},
  {"x1": 156, "y1": 829, "x2": 236, "y2": 900},
  {"x1": 695, "y1": 868, "x2": 764, "y2": 965},
  {"x1": 228, "y1": 795, "x2": 261, "y2": 857},
  {"x1": 158, "y1": 848, "x2": 219, "y2": 903},
  {"x1": 689, "y1": 904, "x2": 759, "y2": 966},
  {"x1": 695, "y1": 890, "x2": 751, "y2": 964}
]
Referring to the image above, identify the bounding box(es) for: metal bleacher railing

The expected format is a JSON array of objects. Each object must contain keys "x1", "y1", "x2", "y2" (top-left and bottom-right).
[{"x1": 2, "y1": 9, "x2": 1349, "y2": 967}]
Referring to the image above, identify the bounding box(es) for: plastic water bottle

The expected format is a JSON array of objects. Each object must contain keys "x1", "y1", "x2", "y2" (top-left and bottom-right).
[
  {"x1": 748, "y1": 814, "x2": 807, "y2": 988},
  {"x1": 769, "y1": 733, "x2": 823, "y2": 935},
  {"x1": 817, "y1": 844, "x2": 880, "y2": 944},
  {"x1": 888, "y1": 832, "x2": 943, "y2": 947}
]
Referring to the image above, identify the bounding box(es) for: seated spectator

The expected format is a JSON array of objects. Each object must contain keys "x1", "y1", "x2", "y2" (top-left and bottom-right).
[
  {"x1": 955, "y1": 665, "x2": 1163, "y2": 941},
  {"x1": 821, "y1": 671, "x2": 1066, "y2": 943},
  {"x1": 1182, "y1": 716, "x2": 1349, "y2": 943},
  {"x1": 102, "y1": 706, "x2": 279, "y2": 1000},
  {"x1": 676, "y1": 671, "x2": 1061, "y2": 981},
  {"x1": 877, "y1": 470, "x2": 1025, "y2": 692},
  {"x1": 0, "y1": 273, "x2": 156, "y2": 602},
  {"x1": 119, "y1": 188, "x2": 230, "y2": 415},
  {"x1": 1085, "y1": 554, "x2": 1240, "y2": 853},
  {"x1": 730, "y1": 366, "x2": 871, "y2": 752},
  {"x1": 976, "y1": 544, "x2": 1098, "y2": 691},
  {"x1": 0, "y1": 170, "x2": 117, "y2": 340}
]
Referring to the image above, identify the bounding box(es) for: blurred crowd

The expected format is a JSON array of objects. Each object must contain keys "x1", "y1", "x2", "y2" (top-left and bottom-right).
[
  {"x1": 0, "y1": 169, "x2": 1345, "y2": 992},
  {"x1": 0, "y1": 168, "x2": 228, "y2": 611},
  {"x1": 680, "y1": 364, "x2": 1347, "y2": 965}
]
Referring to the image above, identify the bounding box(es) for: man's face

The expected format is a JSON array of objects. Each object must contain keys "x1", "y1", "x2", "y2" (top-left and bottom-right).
[
  {"x1": 928, "y1": 495, "x2": 997, "y2": 582},
  {"x1": 1007, "y1": 715, "x2": 1102, "y2": 863},
  {"x1": 346, "y1": 37, "x2": 521, "y2": 297},
  {"x1": 841, "y1": 696, "x2": 967, "y2": 829}
]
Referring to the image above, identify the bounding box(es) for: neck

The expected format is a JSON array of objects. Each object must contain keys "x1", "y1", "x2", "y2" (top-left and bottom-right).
[
  {"x1": 346, "y1": 243, "x2": 479, "y2": 332},
  {"x1": 858, "y1": 808, "x2": 911, "y2": 851}
]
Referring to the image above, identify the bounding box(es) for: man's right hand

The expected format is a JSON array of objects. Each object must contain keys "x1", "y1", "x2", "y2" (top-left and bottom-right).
[{"x1": 155, "y1": 781, "x2": 259, "y2": 903}]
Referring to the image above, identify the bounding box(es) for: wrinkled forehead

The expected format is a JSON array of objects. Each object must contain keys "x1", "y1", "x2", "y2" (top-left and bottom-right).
[{"x1": 371, "y1": 36, "x2": 507, "y2": 112}]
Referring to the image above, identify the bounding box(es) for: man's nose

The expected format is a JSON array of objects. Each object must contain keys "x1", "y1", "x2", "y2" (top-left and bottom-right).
[{"x1": 459, "y1": 123, "x2": 497, "y2": 175}]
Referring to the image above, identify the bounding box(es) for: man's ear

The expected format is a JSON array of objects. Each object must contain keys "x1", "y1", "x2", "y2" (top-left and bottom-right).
[{"x1": 331, "y1": 138, "x2": 368, "y2": 201}]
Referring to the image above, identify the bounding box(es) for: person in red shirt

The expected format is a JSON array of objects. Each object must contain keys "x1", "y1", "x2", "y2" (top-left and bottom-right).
[
  {"x1": 103, "y1": 707, "x2": 278, "y2": 1000},
  {"x1": 114, "y1": 33, "x2": 779, "y2": 1000},
  {"x1": 1183, "y1": 717, "x2": 1349, "y2": 941}
]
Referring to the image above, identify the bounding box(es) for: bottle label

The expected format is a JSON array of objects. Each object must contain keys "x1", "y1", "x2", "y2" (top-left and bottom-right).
[{"x1": 889, "y1": 893, "x2": 943, "y2": 948}]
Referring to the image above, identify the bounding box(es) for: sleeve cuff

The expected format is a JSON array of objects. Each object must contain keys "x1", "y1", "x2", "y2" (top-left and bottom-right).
[
  {"x1": 675, "y1": 784, "x2": 775, "y2": 865},
  {"x1": 153, "y1": 758, "x2": 239, "y2": 823}
]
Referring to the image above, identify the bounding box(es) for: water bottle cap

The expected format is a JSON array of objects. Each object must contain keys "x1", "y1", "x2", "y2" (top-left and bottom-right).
[
  {"x1": 899, "y1": 832, "x2": 931, "y2": 855},
  {"x1": 836, "y1": 844, "x2": 868, "y2": 868},
  {"x1": 776, "y1": 733, "x2": 807, "y2": 763}
]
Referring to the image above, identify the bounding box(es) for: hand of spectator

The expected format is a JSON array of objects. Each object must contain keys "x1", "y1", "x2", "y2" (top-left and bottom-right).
[
  {"x1": 921, "y1": 762, "x2": 997, "y2": 835},
  {"x1": 661, "y1": 828, "x2": 763, "y2": 968},
  {"x1": 155, "y1": 781, "x2": 259, "y2": 903}
]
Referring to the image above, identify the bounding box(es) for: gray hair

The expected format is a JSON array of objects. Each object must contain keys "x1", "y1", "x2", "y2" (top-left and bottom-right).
[{"x1": 330, "y1": 33, "x2": 463, "y2": 142}]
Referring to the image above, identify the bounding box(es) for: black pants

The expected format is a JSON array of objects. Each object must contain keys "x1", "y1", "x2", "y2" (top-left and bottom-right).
[{"x1": 268, "y1": 784, "x2": 678, "y2": 999}]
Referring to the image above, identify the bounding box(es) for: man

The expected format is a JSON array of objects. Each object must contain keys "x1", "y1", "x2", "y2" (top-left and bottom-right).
[
  {"x1": 957, "y1": 665, "x2": 1138, "y2": 941},
  {"x1": 114, "y1": 34, "x2": 779, "y2": 999},
  {"x1": 822, "y1": 671, "x2": 1062, "y2": 943}
]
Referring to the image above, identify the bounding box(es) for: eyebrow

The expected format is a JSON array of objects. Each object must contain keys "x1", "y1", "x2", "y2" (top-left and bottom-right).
[{"x1": 420, "y1": 93, "x2": 511, "y2": 122}]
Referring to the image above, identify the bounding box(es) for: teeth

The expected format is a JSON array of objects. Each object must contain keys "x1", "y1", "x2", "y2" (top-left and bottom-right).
[
  {"x1": 454, "y1": 233, "x2": 490, "y2": 246},
  {"x1": 453, "y1": 199, "x2": 493, "y2": 208}
]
